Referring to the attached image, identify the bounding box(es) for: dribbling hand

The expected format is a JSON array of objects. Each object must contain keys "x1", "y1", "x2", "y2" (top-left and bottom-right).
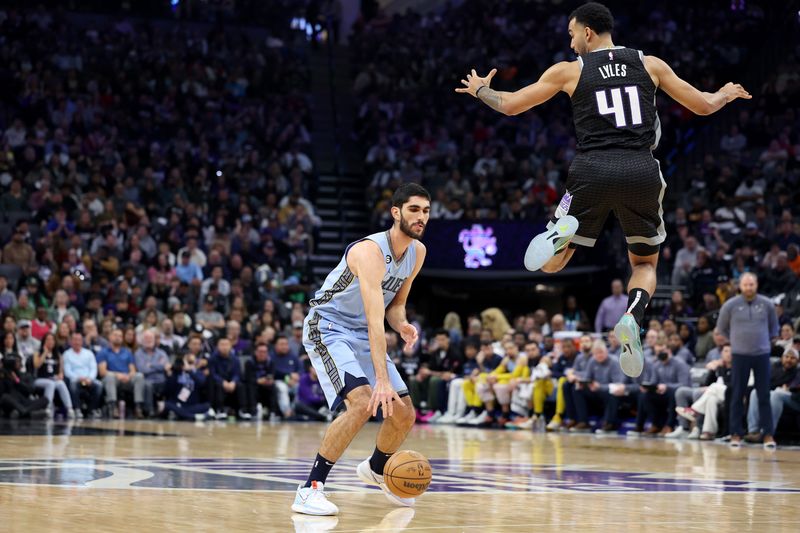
[
  {"x1": 455, "y1": 68, "x2": 498, "y2": 97},
  {"x1": 368, "y1": 378, "x2": 402, "y2": 418},
  {"x1": 719, "y1": 82, "x2": 751, "y2": 103}
]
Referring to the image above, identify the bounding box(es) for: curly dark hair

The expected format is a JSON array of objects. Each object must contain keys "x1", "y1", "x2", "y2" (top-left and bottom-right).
[{"x1": 569, "y1": 2, "x2": 614, "y2": 35}]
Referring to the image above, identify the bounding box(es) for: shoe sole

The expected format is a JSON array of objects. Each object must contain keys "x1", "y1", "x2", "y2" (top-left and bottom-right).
[
  {"x1": 615, "y1": 316, "x2": 643, "y2": 378},
  {"x1": 291, "y1": 504, "x2": 338, "y2": 516},
  {"x1": 356, "y1": 460, "x2": 380, "y2": 487},
  {"x1": 523, "y1": 215, "x2": 579, "y2": 271}
]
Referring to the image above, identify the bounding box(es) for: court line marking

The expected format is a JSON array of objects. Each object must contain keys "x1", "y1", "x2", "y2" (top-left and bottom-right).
[
  {"x1": 3, "y1": 483, "x2": 800, "y2": 495},
  {"x1": 331, "y1": 520, "x2": 800, "y2": 532},
  {"x1": 1, "y1": 457, "x2": 799, "y2": 493}
]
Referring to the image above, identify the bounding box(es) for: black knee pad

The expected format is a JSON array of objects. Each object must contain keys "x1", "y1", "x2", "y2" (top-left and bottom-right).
[{"x1": 628, "y1": 242, "x2": 660, "y2": 256}]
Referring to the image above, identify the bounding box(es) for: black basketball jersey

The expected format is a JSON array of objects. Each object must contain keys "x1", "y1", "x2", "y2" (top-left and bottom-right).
[{"x1": 571, "y1": 47, "x2": 660, "y2": 152}]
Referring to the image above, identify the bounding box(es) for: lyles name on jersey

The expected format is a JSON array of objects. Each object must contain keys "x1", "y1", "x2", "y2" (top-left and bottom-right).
[{"x1": 598, "y1": 63, "x2": 627, "y2": 79}]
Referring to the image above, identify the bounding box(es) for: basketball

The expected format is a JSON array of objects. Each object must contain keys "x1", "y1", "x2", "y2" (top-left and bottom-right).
[{"x1": 383, "y1": 450, "x2": 432, "y2": 498}]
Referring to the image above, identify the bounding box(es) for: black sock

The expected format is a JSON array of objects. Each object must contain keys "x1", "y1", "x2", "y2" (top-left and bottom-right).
[
  {"x1": 368, "y1": 447, "x2": 393, "y2": 475},
  {"x1": 304, "y1": 453, "x2": 335, "y2": 487},
  {"x1": 626, "y1": 288, "x2": 650, "y2": 326}
]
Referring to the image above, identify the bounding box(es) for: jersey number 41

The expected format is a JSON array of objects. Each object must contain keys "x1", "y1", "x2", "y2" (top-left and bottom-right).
[{"x1": 595, "y1": 86, "x2": 642, "y2": 128}]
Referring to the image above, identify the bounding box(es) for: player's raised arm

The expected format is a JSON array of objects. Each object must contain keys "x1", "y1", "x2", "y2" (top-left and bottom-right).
[
  {"x1": 386, "y1": 241, "x2": 427, "y2": 351},
  {"x1": 347, "y1": 240, "x2": 402, "y2": 417},
  {"x1": 643, "y1": 55, "x2": 751, "y2": 115},
  {"x1": 455, "y1": 62, "x2": 576, "y2": 116}
]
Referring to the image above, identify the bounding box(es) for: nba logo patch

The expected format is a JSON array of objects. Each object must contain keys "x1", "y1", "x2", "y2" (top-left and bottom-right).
[
  {"x1": 555, "y1": 191, "x2": 573, "y2": 218},
  {"x1": 386, "y1": 255, "x2": 392, "y2": 264},
  {"x1": 608, "y1": 51, "x2": 614, "y2": 61}
]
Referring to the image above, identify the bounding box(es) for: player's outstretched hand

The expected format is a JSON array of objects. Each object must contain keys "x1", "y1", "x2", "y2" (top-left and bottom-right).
[
  {"x1": 455, "y1": 68, "x2": 497, "y2": 97},
  {"x1": 720, "y1": 82, "x2": 751, "y2": 103},
  {"x1": 368, "y1": 378, "x2": 402, "y2": 418},
  {"x1": 399, "y1": 322, "x2": 419, "y2": 354}
]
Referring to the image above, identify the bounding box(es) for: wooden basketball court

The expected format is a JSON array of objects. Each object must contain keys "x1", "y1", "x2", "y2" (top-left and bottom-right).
[{"x1": 2, "y1": 420, "x2": 799, "y2": 532}]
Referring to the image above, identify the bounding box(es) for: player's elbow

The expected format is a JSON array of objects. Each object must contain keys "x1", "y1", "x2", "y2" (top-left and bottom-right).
[
  {"x1": 694, "y1": 100, "x2": 716, "y2": 116},
  {"x1": 498, "y1": 94, "x2": 521, "y2": 116},
  {"x1": 504, "y1": 102, "x2": 524, "y2": 116}
]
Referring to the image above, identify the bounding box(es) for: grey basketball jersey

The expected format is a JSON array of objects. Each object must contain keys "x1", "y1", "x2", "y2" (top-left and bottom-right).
[{"x1": 309, "y1": 230, "x2": 417, "y2": 332}]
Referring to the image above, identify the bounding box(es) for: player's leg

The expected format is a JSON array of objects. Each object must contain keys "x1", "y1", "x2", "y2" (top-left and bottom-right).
[
  {"x1": 293, "y1": 385, "x2": 372, "y2": 516},
  {"x1": 615, "y1": 250, "x2": 658, "y2": 377},
  {"x1": 357, "y1": 354, "x2": 418, "y2": 507},
  {"x1": 368, "y1": 355, "x2": 415, "y2": 463},
  {"x1": 541, "y1": 245, "x2": 577, "y2": 273},
  {"x1": 627, "y1": 249, "x2": 658, "y2": 297},
  {"x1": 317, "y1": 385, "x2": 373, "y2": 461},
  {"x1": 614, "y1": 153, "x2": 667, "y2": 377},
  {"x1": 374, "y1": 395, "x2": 415, "y2": 458},
  {"x1": 524, "y1": 154, "x2": 610, "y2": 272},
  {"x1": 524, "y1": 216, "x2": 580, "y2": 272},
  {"x1": 302, "y1": 332, "x2": 371, "y2": 477},
  {"x1": 294, "y1": 315, "x2": 371, "y2": 515}
]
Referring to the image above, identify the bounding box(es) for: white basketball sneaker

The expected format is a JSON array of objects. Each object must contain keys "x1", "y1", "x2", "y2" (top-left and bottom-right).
[
  {"x1": 435, "y1": 412, "x2": 456, "y2": 424},
  {"x1": 467, "y1": 410, "x2": 491, "y2": 426},
  {"x1": 291, "y1": 481, "x2": 339, "y2": 516},
  {"x1": 615, "y1": 313, "x2": 644, "y2": 378},
  {"x1": 356, "y1": 458, "x2": 415, "y2": 508},
  {"x1": 664, "y1": 426, "x2": 687, "y2": 439},
  {"x1": 455, "y1": 410, "x2": 477, "y2": 424},
  {"x1": 523, "y1": 215, "x2": 579, "y2": 271}
]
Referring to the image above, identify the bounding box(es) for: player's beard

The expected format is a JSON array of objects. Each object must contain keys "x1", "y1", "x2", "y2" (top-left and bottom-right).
[{"x1": 399, "y1": 214, "x2": 425, "y2": 240}]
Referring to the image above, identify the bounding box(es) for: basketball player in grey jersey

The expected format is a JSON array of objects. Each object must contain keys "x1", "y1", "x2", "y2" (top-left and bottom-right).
[
  {"x1": 456, "y1": 2, "x2": 750, "y2": 379},
  {"x1": 292, "y1": 183, "x2": 430, "y2": 516}
]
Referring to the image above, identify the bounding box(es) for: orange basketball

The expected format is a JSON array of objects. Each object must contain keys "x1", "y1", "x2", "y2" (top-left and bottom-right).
[{"x1": 383, "y1": 450, "x2": 432, "y2": 498}]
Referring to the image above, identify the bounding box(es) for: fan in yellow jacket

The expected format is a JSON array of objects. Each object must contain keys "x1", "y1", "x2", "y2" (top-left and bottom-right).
[{"x1": 462, "y1": 341, "x2": 529, "y2": 425}]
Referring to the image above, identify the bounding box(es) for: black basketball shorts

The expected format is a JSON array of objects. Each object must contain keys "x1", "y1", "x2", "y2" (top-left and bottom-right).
[{"x1": 550, "y1": 149, "x2": 666, "y2": 252}]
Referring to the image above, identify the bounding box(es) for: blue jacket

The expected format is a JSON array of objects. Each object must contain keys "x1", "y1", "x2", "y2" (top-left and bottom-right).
[{"x1": 209, "y1": 352, "x2": 241, "y2": 384}]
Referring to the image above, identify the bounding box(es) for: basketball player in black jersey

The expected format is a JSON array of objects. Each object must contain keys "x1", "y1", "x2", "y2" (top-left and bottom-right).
[{"x1": 456, "y1": 2, "x2": 750, "y2": 378}]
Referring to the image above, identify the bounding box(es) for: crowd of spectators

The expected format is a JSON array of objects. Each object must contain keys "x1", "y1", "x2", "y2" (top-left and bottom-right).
[
  {"x1": 347, "y1": 1, "x2": 800, "y2": 445},
  {"x1": 1, "y1": 2, "x2": 798, "y2": 451},
  {"x1": 398, "y1": 283, "x2": 800, "y2": 446},
  {"x1": 0, "y1": 6, "x2": 325, "y2": 421},
  {"x1": 353, "y1": 1, "x2": 798, "y2": 276}
]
